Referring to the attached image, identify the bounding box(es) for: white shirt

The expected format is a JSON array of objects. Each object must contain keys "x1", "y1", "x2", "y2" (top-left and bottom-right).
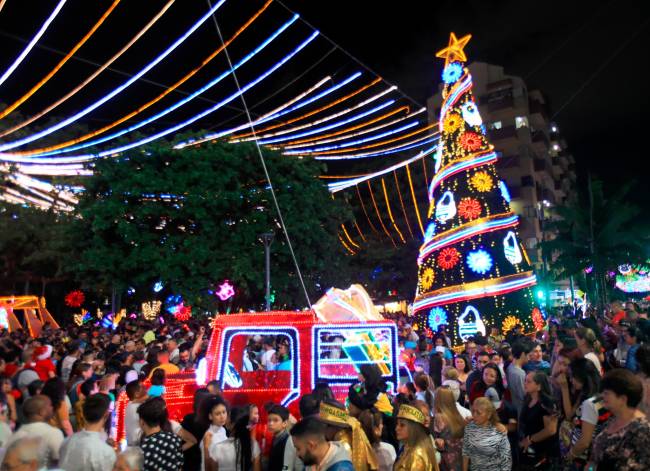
[
  {"x1": 61, "y1": 356, "x2": 78, "y2": 383},
  {"x1": 124, "y1": 402, "x2": 142, "y2": 446},
  {"x1": 59, "y1": 430, "x2": 116, "y2": 471},
  {"x1": 8, "y1": 422, "x2": 64, "y2": 468},
  {"x1": 261, "y1": 349, "x2": 276, "y2": 369},
  {"x1": 201, "y1": 425, "x2": 227, "y2": 471},
  {"x1": 585, "y1": 352, "x2": 603, "y2": 375},
  {"x1": 209, "y1": 437, "x2": 260, "y2": 471},
  {"x1": 456, "y1": 402, "x2": 472, "y2": 419},
  {"x1": 374, "y1": 442, "x2": 396, "y2": 471}
]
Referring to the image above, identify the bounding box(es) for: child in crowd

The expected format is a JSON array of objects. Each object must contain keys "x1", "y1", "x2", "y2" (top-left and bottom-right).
[
  {"x1": 201, "y1": 396, "x2": 229, "y2": 471},
  {"x1": 124, "y1": 380, "x2": 149, "y2": 445},
  {"x1": 147, "y1": 368, "x2": 165, "y2": 397},
  {"x1": 266, "y1": 404, "x2": 297, "y2": 471}
]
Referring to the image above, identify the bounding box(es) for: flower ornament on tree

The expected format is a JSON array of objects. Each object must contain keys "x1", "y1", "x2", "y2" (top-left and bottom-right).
[
  {"x1": 437, "y1": 247, "x2": 461, "y2": 270},
  {"x1": 457, "y1": 198, "x2": 482, "y2": 220},
  {"x1": 421, "y1": 268, "x2": 435, "y2": 291},
  {"x1": 469, "y1": 171, "x2": 494, "y2": 192},
  {"x1": 502, "y1": 315, "x2": 519, "y2": 333},
  {"x1": 172, "y1": 302, "x2": 192, "y2": 321},
  {"x1": 443, "y1": 112, "x2": 463, "y2": 134},
  {"x1": 65, "y1": 290, "x2": 85, "y2": 308},
  {"x1": 428, "y1": 307, "x2": 448, "y2": 331},
  {"x1": 466, "y1": 249, "x2": 493, "y2": 274},
  {"x1": 459, "y1": 131, "x2": 483, "y2": 152},
  {"x1": 442, "y1": 62, "x2": 463, "y2": 84}
]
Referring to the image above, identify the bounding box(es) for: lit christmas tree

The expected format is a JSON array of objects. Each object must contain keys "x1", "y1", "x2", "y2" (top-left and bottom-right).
[{"x1": 413, "y1": 33, "x2": 542, "y2": 347}]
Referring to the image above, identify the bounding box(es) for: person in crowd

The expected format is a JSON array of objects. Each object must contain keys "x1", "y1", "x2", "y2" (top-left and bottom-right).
[
  {"x1": 523, "y1": 344, "x2": 551, "y2": 374},
  {"x1": 178, "y1": 388, "x2": 213, "y2": 470},
  {"x1": 146, "y1": 349, "x2": 179, "y2": 378},
  {"x1": 146, "y1": 368, "x2": 165, "y2": 397},
  {"x1": 588, "y1": 368, "x2": 650, "y2": 470},
  {"x1": 461, "y1": 397, "x2": 511, "y2": 471},
  {"x1": 519, "y1": 371, "x2": 559, "y2": 469},
  {"x1": 74, "y1": 378, "x2": 98, "y2": 431},
  {"x1": 59, "y1": 393, "x2": 116, "y2": 471},
  {"x1": 200, "y1": 395, "x2": 229, "y2": 471},
  {"x1": 61, "y1": 342, "x2": 82, "y2": 384},
  {"x1": 125, "y1": 380, "x2": 148, "y2": 446},
  {"x1": 32, "y1": 345, "x2": 56, "y2": 381},
  {"x1": 505, "y1": 324, "x2": 524, "y2": 345},
  {"x1": 206, "y1": 380, "x2": 222, "y2": 397},
  {"x1": 414, "y1": 374, "x2": 435, "y2": 411},
  {"x1": 563, "y1": 358, "x2": 608, "y2": 469},
  {"x1": 203, "y1": 405, "x2": 261, "y2": 471},
  {"x1": 468, "y1": 363, "x2": 505, "y2": 406},
  {"x1": 357, "y1": 409, "x2": 394, "y2": 471},
  {"x1": 393, "y1": 403, "x2": 438, "y2": 471},
  {"x1": 290, "y1": 417, "x2": 353, "y2": 471},
  {"x1": 575, "y1": 327, "x2": 603, "y2": 375},
  {"x1": 0, "y1": 392, "x2": 13, "y2": 449},
  {"x1": 41, "y1": 377, "x2": 73, "y2": 437},
  {"x1": 137, "y1": 397, "x2": 183, "y2": 471},
  {"x1": 7, "y1": 395, "x2": 64, "y2": 468},
  {"x1": 113, "y1": 447, "x2": 144, "y2": 471},
  {"x1": 635, "y1": 343, "x2": 650, "y2": 415},
  {"x1": 465, "y1": 352, "x2": 490, "y2": 395},
  {"x1": 261, "y1": 337, "x2": 278, "y2": 371},
  {"x1": 433, "y1": 387, "x2": 465, "y2": 471},
  {"x1": 1, "y1": 377, "x2": 17, "y2": 427},
  {"x1": 622, "y1": 326, "x2": 642, "y2": 372},
  {"x1": 1, "y1": 437, "x2": 46, "y2": 471},
  {"x1": 506, "y1": 338, "x2": 534, "y2": 414},
  {"x1": 266, "y1": 404, "x2": 302, "y2": 471}
]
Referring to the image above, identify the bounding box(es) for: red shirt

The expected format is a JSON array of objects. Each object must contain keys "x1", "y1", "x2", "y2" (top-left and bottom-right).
[
  {"x1": 33, "y1": 359, "x2": 56, "y2": 381},
  {"x1": 612, "y1": 310, "x2": 626, "y2": 325}
]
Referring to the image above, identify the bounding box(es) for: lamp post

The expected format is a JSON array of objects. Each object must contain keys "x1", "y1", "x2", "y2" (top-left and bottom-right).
[{"x1": 259, "y1": 232, "x2": 274, "y2": 311}]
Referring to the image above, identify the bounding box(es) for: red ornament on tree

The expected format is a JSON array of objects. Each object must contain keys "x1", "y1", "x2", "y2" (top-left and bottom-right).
[
  {"x1": 65, "y1": 290, "x2": 85, "y2": 308},
  {"x1": 459, "y1": 131, "x2": 483, "y2": 151},
  {"x1": 457, "y1": 198, "x2": 482, "y2": 220},
  {"x1": 437, "y1": 247, "x2": 461, "y2": 270}
]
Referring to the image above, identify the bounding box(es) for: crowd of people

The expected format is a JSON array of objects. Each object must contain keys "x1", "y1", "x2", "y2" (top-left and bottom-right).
[{"x1": 0, "y1": 300, "x2": 648, "y2": 471}]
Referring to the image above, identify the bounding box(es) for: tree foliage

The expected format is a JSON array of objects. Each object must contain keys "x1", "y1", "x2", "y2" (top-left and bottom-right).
[{"x1": 67, "y1": 140, "x2": 352, "y2": 310}]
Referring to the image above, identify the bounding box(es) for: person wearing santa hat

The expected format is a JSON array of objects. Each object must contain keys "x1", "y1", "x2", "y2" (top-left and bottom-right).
[{"x1": 32, "y1": 345, "x2": 56, "y2": 382}]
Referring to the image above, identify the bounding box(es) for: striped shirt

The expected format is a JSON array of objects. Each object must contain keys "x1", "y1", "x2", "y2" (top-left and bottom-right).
[{"x1": 462, "y1": 422, "x2": 511, "y2": 471}]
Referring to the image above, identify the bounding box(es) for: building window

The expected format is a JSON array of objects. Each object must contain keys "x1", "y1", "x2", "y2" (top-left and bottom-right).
[
  {"x1": 515, "y1": 116, "x2": 529, "y2": 129},
  {"x1": 488, "y1": 121, "x2": 502, "y2": 130}
]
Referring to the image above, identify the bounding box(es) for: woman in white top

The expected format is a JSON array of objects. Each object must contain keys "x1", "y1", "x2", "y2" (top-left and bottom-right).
[
  {"x1": 205, "y1": 406, "x2": 261, "y2": 471},
  {"x1": 200, "y1": 396, "x2": 230, "y2": 471},
  {"x1": 575, "y1": 327, "x2": 603, "y2": 375},
  {"x1": 358, "y1": 409, "x2": 395, "y2": 471}
]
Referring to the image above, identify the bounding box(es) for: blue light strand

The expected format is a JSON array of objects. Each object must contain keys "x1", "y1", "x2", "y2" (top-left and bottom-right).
[
  {"x1": 314, "y1": 134, "x2": 438, "y2": 160},
  {"x1": 0, "y1": 0, "x2": 67, "y2": 88},
  {"x1": 28, "y1": 14, "x2": 300, "y2": 157},
  {"x1": 0, "y1": 0, "x2": 229, "y2": 152}
]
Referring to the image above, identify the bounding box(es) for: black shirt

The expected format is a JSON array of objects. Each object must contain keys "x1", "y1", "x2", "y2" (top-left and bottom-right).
[
  {"x1": 180, "y1": 413, "x2": 209, "y2": 471},
  {"x1": 519, "y1": 400, "x2": 559, "y2": 459}
]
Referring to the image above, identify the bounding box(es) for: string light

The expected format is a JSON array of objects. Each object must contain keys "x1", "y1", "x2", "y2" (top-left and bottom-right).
[
  {"x1": 353, "y1": 220, "x2": 367, "y2": 243},
  {"x1": 393, "y1": 171, "x2": 413, "y2": 238},
  {"x1": 315, "y1": 134, "x2": 438, "y2": 161},
  {"x1": 338, "y1": 235, "x2": 356, "y2": 255},
  {"x1": 341, "y1": 224, "x2": 360, "y2": 249},
  {"x1": 356, "y1": 185, "x2": 379, "y2": 235},
  {"x1": 0, "y1": 0, "x2": 229, "y2": 152},
  {"x1": 18, "y1": 0, "x2": 274, "y2": 157},
  {"x1": 406, "y1": 163, "x2": 425, "y2": 236},
  {"x1": 428, "y1": 151, "x2": 498, "y2": 200},
  {"x1": 367, "y1": 181, "x2": 396, "y2": 247},
  {"x1": 0, "y1": 0, "x2": 121, "y2": 120},
  {"x1": 381, "y1": 178, "x2": 405, "y2": 243},
  {"x1": 0, "y1": 0, "x2": 177, "y2": 138},
  {"x1": 421, "y1": 158, "x2": 429, "y2": 187},
  {"x1": 27, "y1": 12, "x2": 299, "y2": 157},
  {"x1": 0, "y1": 0, "x2": 67, "y2": 88}
]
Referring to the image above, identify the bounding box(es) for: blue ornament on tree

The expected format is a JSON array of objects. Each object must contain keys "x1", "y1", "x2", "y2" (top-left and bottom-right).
[
  {"x1": 428, "y1": 307, "x2": 448, "y2": 331},
  {"x1": 466, "y1": 249, "x2": 493, "y2": 274},
  {"x1": 442, "y1": 62, "x2": 463, "y2": 84}
]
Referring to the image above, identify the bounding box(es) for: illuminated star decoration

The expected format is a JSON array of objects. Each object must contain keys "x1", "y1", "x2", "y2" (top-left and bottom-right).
[
  {"x1": 216, "y1": 280, "x2": 235, "y2": 301},
  {"x1": 435, "y1": 32, "x2": 472, "y2": 66}
]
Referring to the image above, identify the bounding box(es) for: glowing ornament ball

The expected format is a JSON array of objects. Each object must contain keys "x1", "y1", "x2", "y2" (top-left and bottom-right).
[{"x1": 65, "y1": 290, "x2": 85, "y2": 308}]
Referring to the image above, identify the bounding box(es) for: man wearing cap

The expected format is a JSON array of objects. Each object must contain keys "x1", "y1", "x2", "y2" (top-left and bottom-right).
[{"x1": 318, "y1": 400, "x2": 378, "y2": 471}]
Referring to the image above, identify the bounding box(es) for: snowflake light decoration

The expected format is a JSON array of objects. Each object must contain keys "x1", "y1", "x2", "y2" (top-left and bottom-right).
[
  {"x1": 469, "y1": 171, "x2": 494, "y2": 192},
  {"x1": 457, "y1": 198, "x2": 482, "y2": 220},
  {"x1": 442, "y1": 62, "x2": 463, "y2": 84},
  {"x1": 428, "y1": 307, "x2": 448, "y2": 331},
  {"x1": 437, "y1": 247, "x2": 461, "y2": 270},
  {"x1": 421, "y1": 268, "x2": 435, "y2": 291},
  {"x1": 459, "y1": 131, "x2": 483, "y2": 152},
  {"x1": 466, "y1": 249, "x2": 493, "y2": 274}
]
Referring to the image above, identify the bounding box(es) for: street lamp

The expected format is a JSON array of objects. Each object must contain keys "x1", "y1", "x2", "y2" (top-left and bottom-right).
[{"x1": 259, "y1": 232, "x2": 274, "y2": 311}]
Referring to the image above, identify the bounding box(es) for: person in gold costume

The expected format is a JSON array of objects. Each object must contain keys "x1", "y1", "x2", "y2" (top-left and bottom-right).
[
  {"x1": 318, "y1": 400, "x2": 378, "y2": 471},
  {"x1": 393, "y1": 404, "x2": 440, "y2": 471}
]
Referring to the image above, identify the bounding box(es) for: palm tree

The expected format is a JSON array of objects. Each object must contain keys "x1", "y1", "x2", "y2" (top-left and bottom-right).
[{"x1": 543, "y1": 177, "x2": 649, "y2": 307}]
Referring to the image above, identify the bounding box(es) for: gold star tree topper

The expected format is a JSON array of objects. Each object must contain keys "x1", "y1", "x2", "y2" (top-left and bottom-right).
[{"x1": 436, "y1": 32, "x2": 472, "y2": 66}]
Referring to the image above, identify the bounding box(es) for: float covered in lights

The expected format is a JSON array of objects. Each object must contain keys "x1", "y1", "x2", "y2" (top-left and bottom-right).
[
  {"x1": 615, "y1": 261, "x2": 650, "y2": 293},
  {"x1": 413, "y1": 33, "x2": 539, "y2": 347}
]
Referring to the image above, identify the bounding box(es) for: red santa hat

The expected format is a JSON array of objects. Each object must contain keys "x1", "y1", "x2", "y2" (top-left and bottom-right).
[{"x1": 34, "y1": 345, "x2": 53, "y2": 361}]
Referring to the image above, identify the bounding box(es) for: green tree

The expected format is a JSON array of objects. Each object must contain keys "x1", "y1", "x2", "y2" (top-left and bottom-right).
[
  {"x1": 67, "y1": 140, "x2": 352, "y2": 311},
  {"x1": 543, "y1": 178, "x2": 649, "y2": 306}
]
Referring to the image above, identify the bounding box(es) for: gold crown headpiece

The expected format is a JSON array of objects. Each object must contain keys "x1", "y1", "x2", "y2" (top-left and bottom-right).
[{"x1": 397, "y1": 404, "x2": 426, "y2": 426}]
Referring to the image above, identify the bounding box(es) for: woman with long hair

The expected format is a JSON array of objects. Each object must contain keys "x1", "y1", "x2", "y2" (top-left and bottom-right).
[
  {"x1": 564, "y1": 358, "x2": 609, "y2": 469},
  {"x1": 433, "y1": 387, "x2": 465, "y2": 471},
  {"x1": 575, "y1": 328, "x2": 603, "y2": 375},
  {"x1": 205, "y1": 406, "x2": 262, "y2": 471},
  {"x1": 468, "y1": 363, "x2": 505, "y2": 405},
  {"x1": 462, "y1": 397, "x2": 511, "y2": 471},
  {"x1": 41, "y1": 377, "x2": 73, "y2": 436},
  {"x1": 393, "y1": 403, "x2": 439, "y2": 471},
  {"x1": 199, "y1": 395, "x2": 229, "y2": 471},
  {"x1": 414, "y1": 374, "x2": 435, "y2": 411},
  {"x1": 358, "y1": 408, "x2": 395, "y2": 471},
  {"x1": 519, "y1": 371, "x2": 559, "y2": 469},
  {"x1": 453, "y1": 355, "x2": 471, "y2": 403}
]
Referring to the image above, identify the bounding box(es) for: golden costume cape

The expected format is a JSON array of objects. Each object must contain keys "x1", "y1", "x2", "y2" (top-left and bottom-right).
[{"x1": 394, "y1": 443, "x2": 436, "y2": 471}]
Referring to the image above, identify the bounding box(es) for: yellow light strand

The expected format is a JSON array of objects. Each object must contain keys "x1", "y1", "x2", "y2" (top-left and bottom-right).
[
  {"x1": 353, "y1": 220, "x2": 367, "y2": 242},
  {"x1": 421, "y1": 156, "x2": 429, "y2": 187},
  {"x1": 233, "y1": 77, "x2": 382, "y2": 140},
  {"x1": 356, "y1": 184, "x2": 379, "y2": 235},
  {"x1": 406, "y1": 163, "x2": 425, "y2": 236},
  {"x1": 381, "y1": 178, "x2": 405, "y2": 243},
  {"x1": 319, "y1": 173, "x2": 369, "y2": 179},
  {"x1": 338, "y1": 235, "x2": 356, "y2": 255},
  {"x1": 0, "y1": 0, "x2": 176, "y2": 138},
  {"x1": 280, "y1": 106, "x2": 408, "y2": 147},
  {"x1": 368, "y1": 181, "x2": 396, "y2": 247},
  {"x1": 393, "y1": 170, "x2": 413, "y2": 238},
  {"x1": 341, "y1": 224, "x2": 360, "y2": 248},
  {"x1": 300, "y1": 123, "x2": 437, "y2": 156},
  {"x1": 0, "y1": 0, "x2": 122, "y2": 120},
  {"x1": 12, "y1": 0, "x2": 271, "y2": 154}
]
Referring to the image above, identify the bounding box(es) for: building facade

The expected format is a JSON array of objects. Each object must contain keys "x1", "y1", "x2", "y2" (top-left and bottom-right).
[{"x1": 427, "y1": 62, "x2": 576, "y2": 272}]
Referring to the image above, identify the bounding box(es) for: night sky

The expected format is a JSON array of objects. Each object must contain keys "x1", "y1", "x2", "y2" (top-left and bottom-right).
[{"x1": 1, "y1": 0, "x2": 649, "y2": 205}]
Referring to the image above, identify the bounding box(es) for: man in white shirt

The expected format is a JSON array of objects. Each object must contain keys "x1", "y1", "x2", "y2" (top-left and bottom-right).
[
  {"x1": 261, "y1": 337, "x2": 277, "y2": 370},
  {"x1": 7, "y1": 395, "x2": 64, "y2": 468},
  {"x1": 1, "y1": 437, "x2": 48, "y2": 471},
  {"x1": 124, "y1": 380, "x2": 149, "y2": 446},
  {"x1": 61, "y1": 342, "x2": 82, "y2": 384},
  {"x1": 166, "y1": 338, "x2": 180, "y2": 365},
  {"x1": 59, "y1": 393, "x2": 116, "y2": 471}
]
